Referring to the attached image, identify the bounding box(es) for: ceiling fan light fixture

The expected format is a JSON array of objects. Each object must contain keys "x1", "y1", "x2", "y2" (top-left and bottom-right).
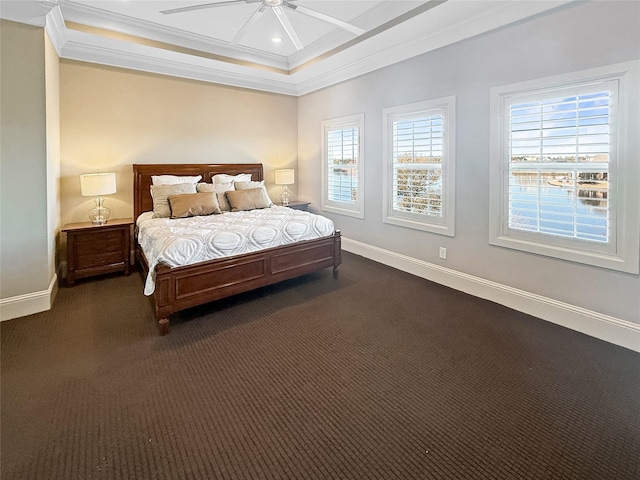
[{"x1": 263, "y1": 0, "x2": 283, "y2": 6}]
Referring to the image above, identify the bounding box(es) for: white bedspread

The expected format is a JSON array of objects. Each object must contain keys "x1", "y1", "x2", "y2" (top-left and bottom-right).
[{"x1": 137, "y1": 206, "x2": 335, "y2": 295}]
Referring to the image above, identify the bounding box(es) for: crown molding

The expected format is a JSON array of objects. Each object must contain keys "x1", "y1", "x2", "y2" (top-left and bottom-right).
[
  {"x1": 2, "y1": 0, "x2": 576, "y2": 97},
  {"x1": 61, "y1": 28, "x2": 299, "y2": 95},
  {"x1": 44, "y1": 6, "x2": 66, "y2": 55},
  {"x1": 0, "y1": 0, "x2": 57, "y2": 26}
]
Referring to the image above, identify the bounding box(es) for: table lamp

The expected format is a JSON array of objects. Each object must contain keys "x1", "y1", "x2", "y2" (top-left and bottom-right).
[
  {"x1": 275, "y1": 169, "x2": 295, "y2": 206},
  {"x1": 80, "y1": 172, "x2": 116, "y2": 224}
]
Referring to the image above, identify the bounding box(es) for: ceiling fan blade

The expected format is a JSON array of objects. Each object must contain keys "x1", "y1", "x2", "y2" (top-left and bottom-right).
[
  {"x1": 231, "y1": 4, "x2": 267, "y2": 44},
  {"x1": 273, "y1": 5, "x2": 303, "y2": 50},
  {"x1": 284, "y1": 3, "x2": 365, "y2": 35},
  {"x1": 160, "y1": 0, "x2": 260, "y2": 15}
]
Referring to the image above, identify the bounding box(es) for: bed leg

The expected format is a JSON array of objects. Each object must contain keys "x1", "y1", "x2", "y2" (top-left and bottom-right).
[
  {"x1": 333, "y1": 267, "x2": 339, "y2": 280},
  {"x1": 158, "y1": 318, "x2": 170, "y2": 336}
]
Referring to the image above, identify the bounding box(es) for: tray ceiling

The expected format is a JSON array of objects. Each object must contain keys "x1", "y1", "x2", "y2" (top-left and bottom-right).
[{"x1": 1, "y1": 0, "x2": 574, "y2": 95}]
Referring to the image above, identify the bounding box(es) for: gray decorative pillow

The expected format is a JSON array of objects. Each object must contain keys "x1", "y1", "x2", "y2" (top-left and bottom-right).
[
  {"x1": 168, "y1": 192, "x2": 222, "y2": 218},
  {"x1": 151, "y1": 183, "x2": 197, "y2": 218},
  {"x1": 197, "y1": 182, "x2": 234, "y2": 212},
  {"x1": 226, "y1": 187, "x2": 273, "y2": 212},
  {"x1": 234, "y1": 181, "x2": 273, "y2": 206}
]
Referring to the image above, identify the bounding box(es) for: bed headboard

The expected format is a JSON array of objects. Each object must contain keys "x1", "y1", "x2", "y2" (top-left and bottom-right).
[{"x1": 133, "y1": 163, "x2": 264, "y2": 220}]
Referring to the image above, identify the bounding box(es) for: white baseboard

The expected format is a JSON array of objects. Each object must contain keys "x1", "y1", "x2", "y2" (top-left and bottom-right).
[
  {"x1": 342, "y1": 237, "x2": 640, "y2": 353},
  {"x1": 0, "y1": 274, "x2": 58, "y2": 322}
]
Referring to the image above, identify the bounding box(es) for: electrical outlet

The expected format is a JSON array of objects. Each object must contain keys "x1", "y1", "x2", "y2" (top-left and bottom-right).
[{"x1": 439, "y1": 247, "x2": 447, "y2": 260}]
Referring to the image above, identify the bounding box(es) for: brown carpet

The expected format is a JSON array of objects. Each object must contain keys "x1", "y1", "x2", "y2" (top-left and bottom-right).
[{"x1": 1, "y1": 252, "x2": 639, "y2": 480}]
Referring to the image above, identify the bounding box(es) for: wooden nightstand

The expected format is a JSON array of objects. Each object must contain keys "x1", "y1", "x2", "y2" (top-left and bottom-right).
[
  {"x1": 63, "y1": 218, "x2": 133, "y2": 285},
  {"x1": 283, "y1": 201, "x2": 311, "y2": 211}
]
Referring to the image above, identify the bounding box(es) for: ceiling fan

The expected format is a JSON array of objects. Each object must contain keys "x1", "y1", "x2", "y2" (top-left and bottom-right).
[{"x1": 160, "y1": 0, "x2": 366, "y2": 51}]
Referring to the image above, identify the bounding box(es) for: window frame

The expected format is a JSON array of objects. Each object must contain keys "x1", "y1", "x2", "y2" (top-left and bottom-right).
[
  {"x1": 382, "y1": 96, "x2": 456, "y2": 236},
  {"x1": 321, "y1": 114, "x2": 365, "y2": 219},
  {"x1": 489, "y1": 61, "x2": 639, "y2": 274}
]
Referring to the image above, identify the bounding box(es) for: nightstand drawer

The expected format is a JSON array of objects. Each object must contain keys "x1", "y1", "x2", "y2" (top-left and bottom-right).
[
  {"x1": 76, "y1": 252, "x2": 125, "y2": 270},
  {"x1": 75, "y1": 230, "x2": 124, "y2": 244},
  {"x1": 75, "y1": 235, "x2": 124, "y2": 257}
]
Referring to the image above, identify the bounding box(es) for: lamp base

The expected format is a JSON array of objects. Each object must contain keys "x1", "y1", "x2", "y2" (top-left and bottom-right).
[
  {"x1": 280, "y1": 186, "x2": 290, "y2": 206},
  {"x1": 88, "y1": 197, "x2": 110, "y2": 225}
]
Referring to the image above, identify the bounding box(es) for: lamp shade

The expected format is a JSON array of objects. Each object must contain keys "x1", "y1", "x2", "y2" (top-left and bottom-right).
[
  {"x1": 80, "y1": 173, "x2": 117, "y2": 196},
  {"x1": 275, "y1": 169, "x2": 295, "y2": 185}
]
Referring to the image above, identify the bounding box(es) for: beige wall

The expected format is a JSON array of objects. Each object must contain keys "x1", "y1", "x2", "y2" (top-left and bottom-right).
[
  {"x1": 45, "y1": 30, "x2": 61, "y2": 284},
  {"x1": 0, "y1": 20, "x2": 51, "y2": 299},
  {"x1": 60, "y1": 61, "x2": 298, "y2": 227}
]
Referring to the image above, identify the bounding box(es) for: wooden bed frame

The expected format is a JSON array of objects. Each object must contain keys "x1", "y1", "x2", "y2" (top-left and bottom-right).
[{"x1": 133, "y1": 163, "x2": 342, "y2": 335}]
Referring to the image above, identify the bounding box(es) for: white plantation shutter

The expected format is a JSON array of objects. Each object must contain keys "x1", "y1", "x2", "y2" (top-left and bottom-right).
[
  {"x1": 506, "y1": 82, "x2": 614, "y2": 243},
  {"x1": 391, "y1": 112, "x2": 444, "y2": 217},
  {"x1": 322, "y1": 114, "x2": 364, "y2": 218},
  {"x1": 327, "y1": 126, "x2": 358, "y2": 204},
  {"x1": 383, "y1": 97, "x2": 456, "y2": 236}
]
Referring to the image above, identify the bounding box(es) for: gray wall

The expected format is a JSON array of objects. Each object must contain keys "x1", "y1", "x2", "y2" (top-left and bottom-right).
[
  {"x1": 0, "y1": 20, "x2": 52, "y2": 298},
  {"x1": 298, "y1": 1, "x2": 640, "y2": 323}
]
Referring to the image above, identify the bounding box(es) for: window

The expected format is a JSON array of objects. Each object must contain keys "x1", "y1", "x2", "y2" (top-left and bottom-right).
[
  {"x1": 321, "y1": 114, "x2": 364, "y2": 218},
  {"x1": 490, "y1": 61, "x2": 639, "y2": 273},
  {"x1": 383, "y1": 97, "x2": 456, "y2": 235}
]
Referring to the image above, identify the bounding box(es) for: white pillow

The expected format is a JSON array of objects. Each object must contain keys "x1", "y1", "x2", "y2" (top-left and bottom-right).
[
  {"x1": 152, "y1": 174, "x2": 202, "y2": 185},
  {"x1": 211, "y1": 173, "x2": 252, "y2": 184},
  {"x1": 234, "y1": 180, "x2": 264, "y2": 190}
]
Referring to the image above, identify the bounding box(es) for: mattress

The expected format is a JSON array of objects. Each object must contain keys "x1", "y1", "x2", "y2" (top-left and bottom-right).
[{"x1": 136, "y1": 206, "x2": 336, "y2": 295}]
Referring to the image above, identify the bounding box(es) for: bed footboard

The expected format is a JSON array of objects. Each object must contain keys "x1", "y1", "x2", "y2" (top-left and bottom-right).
[{"x1": 137, "y1": 231, "x2": 341, "y2": 335}]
